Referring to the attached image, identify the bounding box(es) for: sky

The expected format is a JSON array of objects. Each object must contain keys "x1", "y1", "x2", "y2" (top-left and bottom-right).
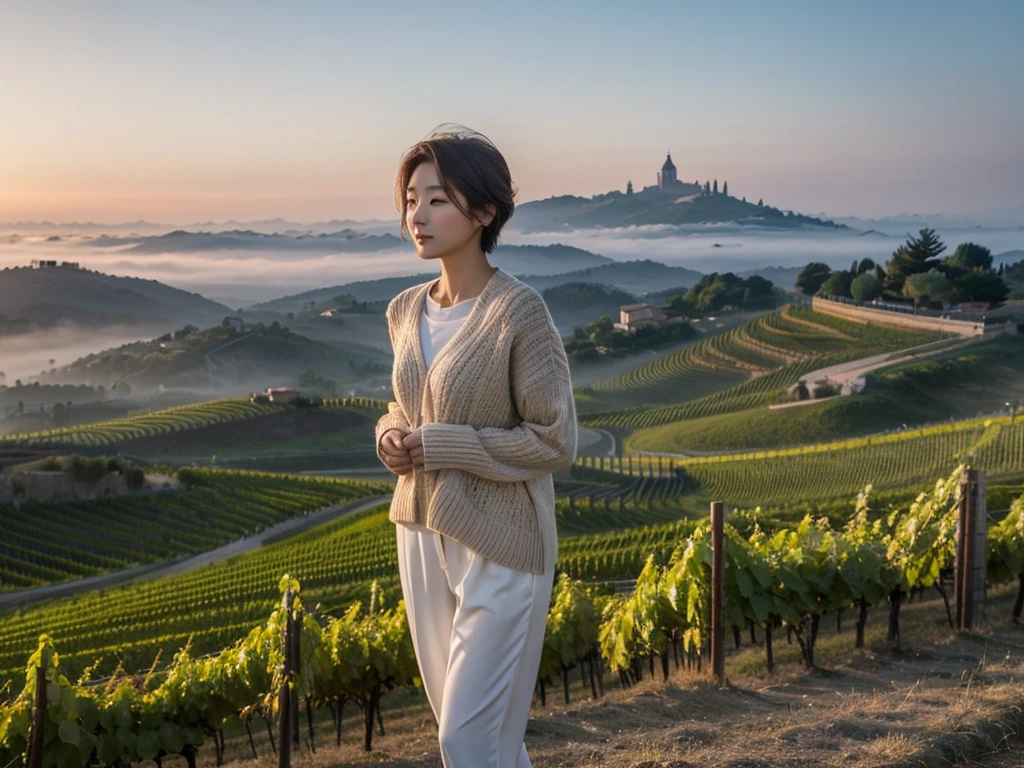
[{"x1": 2, "y1": 0, "x2": 1022, "y2": 223}]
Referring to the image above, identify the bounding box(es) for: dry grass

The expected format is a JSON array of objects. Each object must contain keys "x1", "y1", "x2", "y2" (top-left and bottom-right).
[{"x1": 183, "y1": 584, "x2": 1024, "y2": 768}]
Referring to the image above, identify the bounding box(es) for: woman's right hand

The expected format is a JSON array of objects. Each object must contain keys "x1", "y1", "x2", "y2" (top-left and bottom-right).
[{"x1": 380, "y1": 429, "x2": 414, "y2": 475}]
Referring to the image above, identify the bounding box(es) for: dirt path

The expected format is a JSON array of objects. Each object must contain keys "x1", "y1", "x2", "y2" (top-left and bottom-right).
[
  {"x1": 0, "y1": 494, "x2": 392, "y2": 611},
  {"x1": 770, "y1": 336, "x2": 977, "y2": 410}
]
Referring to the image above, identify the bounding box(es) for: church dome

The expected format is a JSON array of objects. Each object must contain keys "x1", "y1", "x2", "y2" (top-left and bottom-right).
[{"x1": 661, "y1": 154, "x2": 676, "y2": 172}]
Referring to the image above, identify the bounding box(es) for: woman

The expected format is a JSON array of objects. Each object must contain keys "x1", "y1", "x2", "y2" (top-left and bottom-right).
[{"x1": 375, "y1": 123, "x2": 578, "y2": 768}]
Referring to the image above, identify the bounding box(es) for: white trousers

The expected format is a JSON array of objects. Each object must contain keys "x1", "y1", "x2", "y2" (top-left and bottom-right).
[{"x1": 396, "y1": 521, "x2": 555, "y2": 768}]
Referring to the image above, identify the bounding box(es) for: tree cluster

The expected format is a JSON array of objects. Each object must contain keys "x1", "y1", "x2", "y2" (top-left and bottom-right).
[
  {"x1": 796, "y1": 229, "x2": 1010, "y2": 310},
  {"x1": 667, "y1": 272, "x2": 778, "y2": 317},
  {"x1": 697, "y1": 179, "x2": 729, "y2": 197},
  {"x1": 565, "y1": 314, "x2": 696, "y2": 363}
]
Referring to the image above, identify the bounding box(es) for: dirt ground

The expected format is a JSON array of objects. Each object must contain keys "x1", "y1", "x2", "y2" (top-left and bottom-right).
[{"x1": 189, "y1": 583, "x2": 1024, "y2": 768}]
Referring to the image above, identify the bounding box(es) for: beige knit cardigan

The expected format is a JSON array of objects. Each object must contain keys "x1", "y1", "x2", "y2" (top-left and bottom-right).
[{"x1": 374, "y1": 267, "x2": 578, "y2": 574}]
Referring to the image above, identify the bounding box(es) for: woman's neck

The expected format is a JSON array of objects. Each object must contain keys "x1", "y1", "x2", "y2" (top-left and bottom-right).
[{"x1": 430, "y1": 260, "x2": 499, "y2": 308}]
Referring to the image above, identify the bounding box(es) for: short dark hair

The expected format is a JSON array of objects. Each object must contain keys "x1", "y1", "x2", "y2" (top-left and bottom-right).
[{"x1": 395, "y1": 123, "x2": 517, "y2": 254}]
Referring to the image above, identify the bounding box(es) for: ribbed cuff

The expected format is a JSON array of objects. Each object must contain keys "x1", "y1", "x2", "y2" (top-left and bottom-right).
[{"x1": 420, "y1": 422, "x2": 491, "y2": 475}]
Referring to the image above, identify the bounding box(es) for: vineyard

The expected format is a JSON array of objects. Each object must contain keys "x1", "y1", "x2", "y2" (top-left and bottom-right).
[
  {"x1": 0, "y1": 472, "x2": 398, "y2": 687},
  {"x1": 0, "y1": 396, "x2": 390, "y2": 451},
  {"x1": 575, "y1": 413, "x2": 1024, "y2": 505},
  {"x1": 4, "y1": 445, "x2": 1008, "y2": 690},
  {"x1": 581, "y1": 304, "x2": 939, "y2": 416},
  {"x1": 2, "y1": 465, "x2": 1021, "y2": 768},
  {"x1": 0, "y1": 470, "x2": 392, "y2": 592}
]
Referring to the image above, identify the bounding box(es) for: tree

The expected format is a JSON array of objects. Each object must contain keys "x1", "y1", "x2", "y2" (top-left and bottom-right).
[
  {"x1": 742, "y1": 275, "x2": 775, "y2": 305},
  {"x1": 902, "y1": 268, "x2": 952, "y2": 311},
  {"x1": 952, "y1": 271, "x2": 1010, "y2": 305},
  {"x1": 723, "y1": 181, "x2": 728, "y2": 197},
  {"x1": 942, "y1": 242, "x2": 993, "y2": 273},
  {"x1": 850, "y1": 272, "x2": 882, "y2": 301},
  {"x1": 857, "y1": 257, "x2": 876, "y2": 275},
  {"x1": 589, "y1": 315, "x2": 616, "y2": 347},
  {"x1": 819, "y1": 271, "x2": 853, "y2": 298},
  {"x1": 757, "y1": 198, "x2": 763, "y2": 207},
  {"x1": 713, "y1": 179, "x2": 719, "y2": 195},
  {"x1": 298, "y1": 368, "x2": 338, "y2": 396},
  {"x1": 697, "y1": 280, "x2": 729, "y2": 311},
  {"x1": 884, "y1": 228, "x2": 946, "y2": 297},
  {"x1": 703, "y1": 181, "x2": 711, "y2": 196},
  {"x1": 796, "y1": 262, "x2": 832, "y2": 296}
]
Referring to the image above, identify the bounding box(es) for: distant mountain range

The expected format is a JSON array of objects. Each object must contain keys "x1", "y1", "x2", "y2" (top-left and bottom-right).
[
  {"x1": 78, "y1": 228, "x2": 405, "y2": 254},
  {"x1": 1, "y1": 243, "x2": 808, "y2": 343},
  {"x1": 5, "y1": 205, "x2": 1023, "y2": 237},
  {"x1": 248, "y1": 244, "x2": 618, "y2": 311},
  {"x1": 824, "y1": 207, "x2": 1024, "y2": 232},
  {"x1": 0, "y1": 217, "x2": 393, "y2": 236}
]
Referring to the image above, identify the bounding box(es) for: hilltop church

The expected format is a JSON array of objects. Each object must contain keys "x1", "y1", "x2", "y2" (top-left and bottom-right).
[{"x1": 624, "y1": 153, "x2": 702, "y2": 197}]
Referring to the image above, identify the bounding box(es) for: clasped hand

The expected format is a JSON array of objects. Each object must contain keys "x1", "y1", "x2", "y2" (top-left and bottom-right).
[{"x1": 379, "y1": 427, "x2": 424, "y2": 476}]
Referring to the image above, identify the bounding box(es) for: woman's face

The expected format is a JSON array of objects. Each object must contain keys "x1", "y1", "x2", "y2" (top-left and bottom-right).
[{"x1": 405, "y1": 162, "x2": 491, "y2": 261}]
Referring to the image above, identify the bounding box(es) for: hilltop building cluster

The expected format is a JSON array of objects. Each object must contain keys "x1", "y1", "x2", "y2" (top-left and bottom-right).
[
  {"x1": 30, "y1": 260, "x2": 81, "y2": 269},
  {"x1": 623, "y1": 154, "x2": 732, "y2": 200}
]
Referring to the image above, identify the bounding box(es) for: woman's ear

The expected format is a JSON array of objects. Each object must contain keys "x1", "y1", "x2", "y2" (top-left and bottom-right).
[{"x1": 478, "y1": 204, "x2": 497, "y2": 228}]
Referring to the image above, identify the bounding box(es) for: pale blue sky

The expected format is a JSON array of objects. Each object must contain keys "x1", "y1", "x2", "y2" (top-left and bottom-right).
[{"x1": 3, "y1": 0, "x2": 1021, "y2": 222}]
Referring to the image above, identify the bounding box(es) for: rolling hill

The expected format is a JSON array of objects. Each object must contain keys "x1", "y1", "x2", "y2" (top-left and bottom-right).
[
  {"x1": 0, "y1": 265, "x2": 232, "y2": 336},
  {"x1": 508, "y1": 187, "x2": 849, "y2": 233},
  {"x1": 248, "y1": 243, "x2": 616, "y2": 313},
  {"x1": 31, "y1": 322, "x2": 391, "y2": 395}
]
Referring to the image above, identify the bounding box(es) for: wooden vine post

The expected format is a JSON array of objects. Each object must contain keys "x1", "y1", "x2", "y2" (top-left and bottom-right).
[
  {"x1": 28, "y1": 662, "x2": 46, "y2": 768},
  {"x1": 278, "y1": 586, "x2": 297, "y2": 768},
  {"x1": 956, "y1": 468, "x2": 987, "y2": 630},
  {"x1": 710, "y1": 500, "x2": 726, "y2": 687}
]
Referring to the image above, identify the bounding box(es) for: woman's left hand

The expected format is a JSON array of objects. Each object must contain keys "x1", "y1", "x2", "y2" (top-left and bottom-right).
[{"x1": 402, "y1": 428, "x2": 425, "y2": 468}]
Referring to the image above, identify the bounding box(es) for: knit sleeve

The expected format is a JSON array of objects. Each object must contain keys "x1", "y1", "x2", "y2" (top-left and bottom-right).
[
  {"x1": 419, "y1": 294, "x2": 578, "y2": 482},
  {"x1": 375, "y1": 300, "x2": 410, "y2": 463}
]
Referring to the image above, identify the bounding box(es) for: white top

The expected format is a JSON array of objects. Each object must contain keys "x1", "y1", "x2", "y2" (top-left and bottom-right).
[{"x1": 420, "y1": 285, "x2": 476, "y2": 369}]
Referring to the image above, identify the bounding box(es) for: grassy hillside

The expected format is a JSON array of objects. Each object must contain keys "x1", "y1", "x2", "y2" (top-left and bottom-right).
[
  {"x1": 0, "y1": 395, "x2": 386, "y2": 458},
  {"x1": 623, "y1": 334, "x2": 1024, "y2": 452},
  {"x1": 33, "y1": 322, "x2": 390, "y2": 394},
  {"x1": 541, "y1": 282, "x2": 640, "y2": 330},
  {"x1": 579, "y1": 304, "x2": 939, "y2": 419},
  {"x1": 0, "y1": 265, "x2": 231, "y2": 334},
  {"x1": 520, "y1": 258, "x2": 704, "y2": 298},
  {"x1": 602, "y1": 413, "x2": 1024, "y2": 506}
]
